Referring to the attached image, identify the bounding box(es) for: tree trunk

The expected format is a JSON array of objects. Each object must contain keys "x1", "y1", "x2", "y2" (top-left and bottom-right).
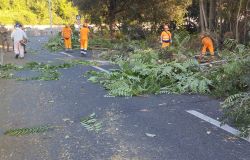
[
  {"x1": 236, "y1": 0, "x2": 243, "y2": 42},
  {"x1": 108, "y1": 0, "x2": 116, "y2": 39},
  {"x1": 209, "y1": 0, "x2": 216, "y2": 31},
  {"x1": 218, "y1": 0, "x2": 223, "y2": 49},
  {"x1": 200, "y1": 0, "x2": 208, "y2": 32},
  {"x1": 243, "y1": 0, "x2": 250, "y2": 44},
  {"x1": 199, "y1": 0, "x2": 205, "y2": 32}
]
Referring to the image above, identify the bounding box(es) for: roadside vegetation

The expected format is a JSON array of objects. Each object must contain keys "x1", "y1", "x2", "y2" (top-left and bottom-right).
[{"x1": 0, "y1": 0, "x2": 78, "y2": 24}]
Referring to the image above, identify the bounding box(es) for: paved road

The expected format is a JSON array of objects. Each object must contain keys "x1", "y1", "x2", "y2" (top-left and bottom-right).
[{"x1": 0, "y1": 36, "x2": 250, "y2": 160}]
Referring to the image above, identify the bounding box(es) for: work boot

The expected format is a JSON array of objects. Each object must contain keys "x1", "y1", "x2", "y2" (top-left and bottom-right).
[
  {"x1": 80, "y1": 50, "x2": 86, "y2": 55},
  {"x1": 84, "y1": 50, "x2": 88, "y2": 55}
]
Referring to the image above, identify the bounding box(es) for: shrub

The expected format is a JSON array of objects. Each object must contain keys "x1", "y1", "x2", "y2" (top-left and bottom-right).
[{"x1": 221, "y1": 92, "x2": 250, "y2": 137}]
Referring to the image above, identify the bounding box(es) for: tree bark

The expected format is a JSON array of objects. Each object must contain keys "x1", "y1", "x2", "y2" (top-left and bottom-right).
[
  {"x1": 202, "y1": 0, "x2": 208, "y2": 30},
  {"x1": 200, "y1": 0, "x2": 208, "y2": 32},
  {"x1": 243, "y1": 0, "x2": 250, "y2": 44},
  {"x1": 236, "y1": 0, "x2": 243, "y2": 42},
  {"x1": 199, "y1": 0, "x2": 205, "y2": 32},
  {"x1": 108, "y1": 0, "x2": 116, "y2": 39},
  {"x1": 209, "y1": 0, "x2": 216, "y2": 31}
]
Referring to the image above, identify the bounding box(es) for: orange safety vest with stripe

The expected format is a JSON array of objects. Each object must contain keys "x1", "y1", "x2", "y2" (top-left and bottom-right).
[{"x1": 161, "y1": 31, "x2": 172, "y2": 43}]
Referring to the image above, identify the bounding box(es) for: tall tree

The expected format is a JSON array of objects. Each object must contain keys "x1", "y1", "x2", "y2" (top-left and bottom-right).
[
  {"x1": 208, "y1": 0, "x2": 216, "y2": 31},
  {"x1": 236, "y1": 0, "x2": 244, "y2": 42},
  {"x1": 75, "y1": 0, "x2": 191, "y2": 37}
]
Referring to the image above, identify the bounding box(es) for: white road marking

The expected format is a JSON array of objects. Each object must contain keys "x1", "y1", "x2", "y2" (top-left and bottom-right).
[
  {"x1": 87, "y1": 60, "x2": 110, "y2": 65},
  {"x1": 60, "y1": 51, "x2": 74, "y2": 58},
  {"x1": 59, "y1": 51, "x2": 110, "y2": 73},
  {"x1": 92, "y1": 66, "x2": 110, "y2": 73},
  {"x1": 59, "y1": 52, "x2": 111, "y2": 65},
  {"x1": 186, "y1": 110, "x2": 250, "y2": 142}
]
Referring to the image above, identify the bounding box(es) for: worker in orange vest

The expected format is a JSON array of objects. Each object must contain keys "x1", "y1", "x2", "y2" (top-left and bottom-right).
[
  {"x1": 79, "y1": 22, "x2": 90, "y2": 55},
  {"x1": 160, "y1": 25, "x2": 172, "y2": 48},
  {"x1": 199, "y1": 33, "x2": 215, "y2": 62},
  {"x1": 61, "y1": 24, "x2": 72, "y2": 51}
]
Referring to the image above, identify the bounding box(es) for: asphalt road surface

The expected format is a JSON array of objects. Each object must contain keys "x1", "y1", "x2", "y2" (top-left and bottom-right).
[{"x1": 0, "y1": 36, "x2": 249, "y2": 160}]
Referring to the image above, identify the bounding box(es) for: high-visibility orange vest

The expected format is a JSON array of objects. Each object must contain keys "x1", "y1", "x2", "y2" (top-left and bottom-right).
[
  {"x1": 161, "y1": 31, "x2": 172, "y2": 43},
  {"x1": 80, "y1": 27, "x2": 90, "y2": 40},
  {"x1": 62, "y1": 27, "x2": 72, "y2": 39}
]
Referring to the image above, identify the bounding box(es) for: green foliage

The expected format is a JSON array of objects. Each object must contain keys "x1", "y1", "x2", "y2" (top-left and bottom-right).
[
  {"x1": 221, "y1": 92, "x2": 250, "y2": 137},
  {"x1": 46, "y1": 33, "x2": 64, "y2": 51},
  {"x1": 89, "y1": 35, "x2": 114, "y2": 49},
  {"x1": 67, "y1": 59, "x2": 98, "y2": 66},
  {"x1": 4, "y1": 125, "x2": 53, "y2": 136},
  {"x1": 222, "y1": 38, "x2": 250, "y2": 59},
  {"x1": 80, "y1": 113, "x2": 102, "y2": 133},
  {"x1": 209, "y1": 53, "x2": 250, "y2": 97},
  {"x1": 18, "y1": 62, "x2": 74, "y2": 81},
  {"x1": 0, "y1": 62, "x2": 78, "y2": 81},
  {"x1": 98, "y1": 39, "x2": 149, "y2": 61},
  {"x1": 87, "y1": 50, "x2": 211, "y2": 96},
  {"x1": 0, "y1": 0, "x2": 78, "y2": 24},
  {"x1": 0, "y1": 64, "x2": 19, "y2": 79}
]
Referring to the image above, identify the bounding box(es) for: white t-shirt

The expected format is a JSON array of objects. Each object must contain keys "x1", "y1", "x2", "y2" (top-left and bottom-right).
[{"x1": 11, "y1": 28, "x2": 28, "y2": 43}]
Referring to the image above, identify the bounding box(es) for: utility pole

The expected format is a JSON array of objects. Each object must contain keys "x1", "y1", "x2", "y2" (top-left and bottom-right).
[{"x1": 48, "y1": 0, "x2": 53, "y2": 35}]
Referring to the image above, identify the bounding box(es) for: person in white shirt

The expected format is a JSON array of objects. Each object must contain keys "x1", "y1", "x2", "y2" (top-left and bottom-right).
[{"x1": 11, "y1": 23, "x2": 28, "y2": 59}]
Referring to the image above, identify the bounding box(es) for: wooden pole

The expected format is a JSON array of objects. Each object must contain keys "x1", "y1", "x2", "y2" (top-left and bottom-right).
[
  {"x1": 48, "y1": 0, "x2": 53, "y2": 35},
  {"x1": 0, "y1": 47, "x2": 3, "y2": 65}
]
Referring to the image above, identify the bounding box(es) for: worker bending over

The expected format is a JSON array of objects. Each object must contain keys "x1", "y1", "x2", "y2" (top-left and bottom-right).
[
  {"x1": 199, "y1": 33, "x2": 215, "y2": 62},
  {"x1": 61, "y1": 24, "x2": 72, "y2": 51},
  {"x1": 160, "y1": 25, "x2": 172, "y2": 48},
  {"x1": 80, "y1": 23, "x2": 90, "y2": 55}
]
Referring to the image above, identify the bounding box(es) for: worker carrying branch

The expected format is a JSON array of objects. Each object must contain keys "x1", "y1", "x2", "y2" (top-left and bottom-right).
[
  {"x1": 160, "y1": 24, "x2": 172, "y2": 48},
  {"x1": 11, "y1": 23, "x2": 28, "y2": 59},
  {"x1": 61, "y1": 24, "x2": 72, "y2": 51},
  {"x1": 199, "y1": 32, "x2": 215, "y2": 62},
  {"x1": 79, "y1": 22, "x2": 90, "y2": 55}
]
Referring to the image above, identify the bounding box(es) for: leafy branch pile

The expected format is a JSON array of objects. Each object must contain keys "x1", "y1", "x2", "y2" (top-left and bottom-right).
[
  {"x1": 0, "y1": 59, "x2": 98, "y2": 81},
  {"x1": 0, "y1": 64, "x2": 19, "y2": 79},
  {"x1": 87, "y1": 50, "x2": 211, "y2": 96},
  {"x1": 213, "y1": 55, "x2": 250, "y2": 136},
  {"x1": 0, "y1": 62, "x2": 73, "y2": 81},
  {"x1": 221, "y1": 92, "x2": 250, "y2": 137},
  {"x1": 208, "y1": 56, "x2": 250, "y2": 97}
]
